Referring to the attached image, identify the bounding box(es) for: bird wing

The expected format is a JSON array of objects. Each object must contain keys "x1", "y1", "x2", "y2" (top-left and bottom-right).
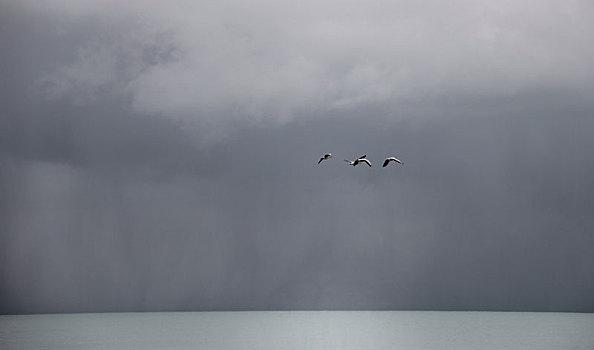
[
  {"x1": 318, "y1": 158, "x2": 323, "y2": 164},
  {"x1": 382, "y1": 159, "x2": 390, "y2": 167},
  {"x1": 362, "y1": 159, "x2": 372, "y2": 167},
  {"x1": 358, "y1": 154, "x2": 367, "y2": 159}
]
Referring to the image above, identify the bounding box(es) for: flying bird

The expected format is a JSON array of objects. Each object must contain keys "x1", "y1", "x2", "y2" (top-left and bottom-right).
[
  {"x1": 318, "y1": 153, "x2": 332, "y2": 164},
  {"x1": 344, "y1": 155, "x2": 372, "y2": 167},
  {"x1": 382, "y1": 156, "x2": 403, "y2": 167}
]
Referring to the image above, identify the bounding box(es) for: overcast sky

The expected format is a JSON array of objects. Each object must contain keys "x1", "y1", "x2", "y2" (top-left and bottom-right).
[{"x1": 1, "y1": 0, "x2": 594, "y2": 314}]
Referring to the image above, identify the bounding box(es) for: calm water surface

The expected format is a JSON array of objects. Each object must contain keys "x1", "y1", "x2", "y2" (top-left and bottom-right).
[{"x1": 1, "y1": 311, "x2": 593, "y2": 349}]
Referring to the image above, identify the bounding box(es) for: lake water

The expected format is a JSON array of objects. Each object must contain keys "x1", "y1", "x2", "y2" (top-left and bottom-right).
[{"x1": 1, "y1": 311, "x2": 593, "y2": 349}]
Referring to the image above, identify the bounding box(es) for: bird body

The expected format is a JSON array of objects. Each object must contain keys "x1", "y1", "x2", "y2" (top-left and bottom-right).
[
  {"x1": 382, "y1": 156, "x2": 402, "y2": 167},
  {"x1": 358, "y1": 158, "x2": 372, "y2": 167},
  {"x1": 318, "y1": 153, "x2": 332, "y2": 164}
]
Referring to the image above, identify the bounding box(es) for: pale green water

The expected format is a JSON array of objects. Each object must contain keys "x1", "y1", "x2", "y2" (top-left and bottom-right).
[{"x1": 1, "y1": 311, "x2": 593, "y2": 349}]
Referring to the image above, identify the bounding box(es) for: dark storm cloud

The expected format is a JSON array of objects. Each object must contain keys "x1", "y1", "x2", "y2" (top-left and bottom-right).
[
  {"x1": 2, "y1": 109, "x2": 594, "y2": 313},
  {"x1": 1, "y1": 0, "x2": 594, "y2": 314}
]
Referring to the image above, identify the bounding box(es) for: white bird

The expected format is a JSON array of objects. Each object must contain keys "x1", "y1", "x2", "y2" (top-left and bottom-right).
[
  {"x1": 382, "y1": 156, "x2": 403, "y2": 167},
  {"x1": 318, "y1": 153, "x2": 332, "y2": 164},
  {"x1": 344, "y1": 155, "x2": 372, "y2": 167},
  {"x1": 357, "y1": 157, "x2": 372, "y2": 167}
]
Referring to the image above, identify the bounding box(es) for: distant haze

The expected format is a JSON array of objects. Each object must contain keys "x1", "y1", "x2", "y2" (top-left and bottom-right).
[{"x1": 1, "y1": 0, "x2": 593, "y2": 314}]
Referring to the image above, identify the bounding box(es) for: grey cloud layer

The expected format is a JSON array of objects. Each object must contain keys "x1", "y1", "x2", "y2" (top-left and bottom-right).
[{"x1": 17, "y1": 0, "x2": 594, "y2": 124}]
